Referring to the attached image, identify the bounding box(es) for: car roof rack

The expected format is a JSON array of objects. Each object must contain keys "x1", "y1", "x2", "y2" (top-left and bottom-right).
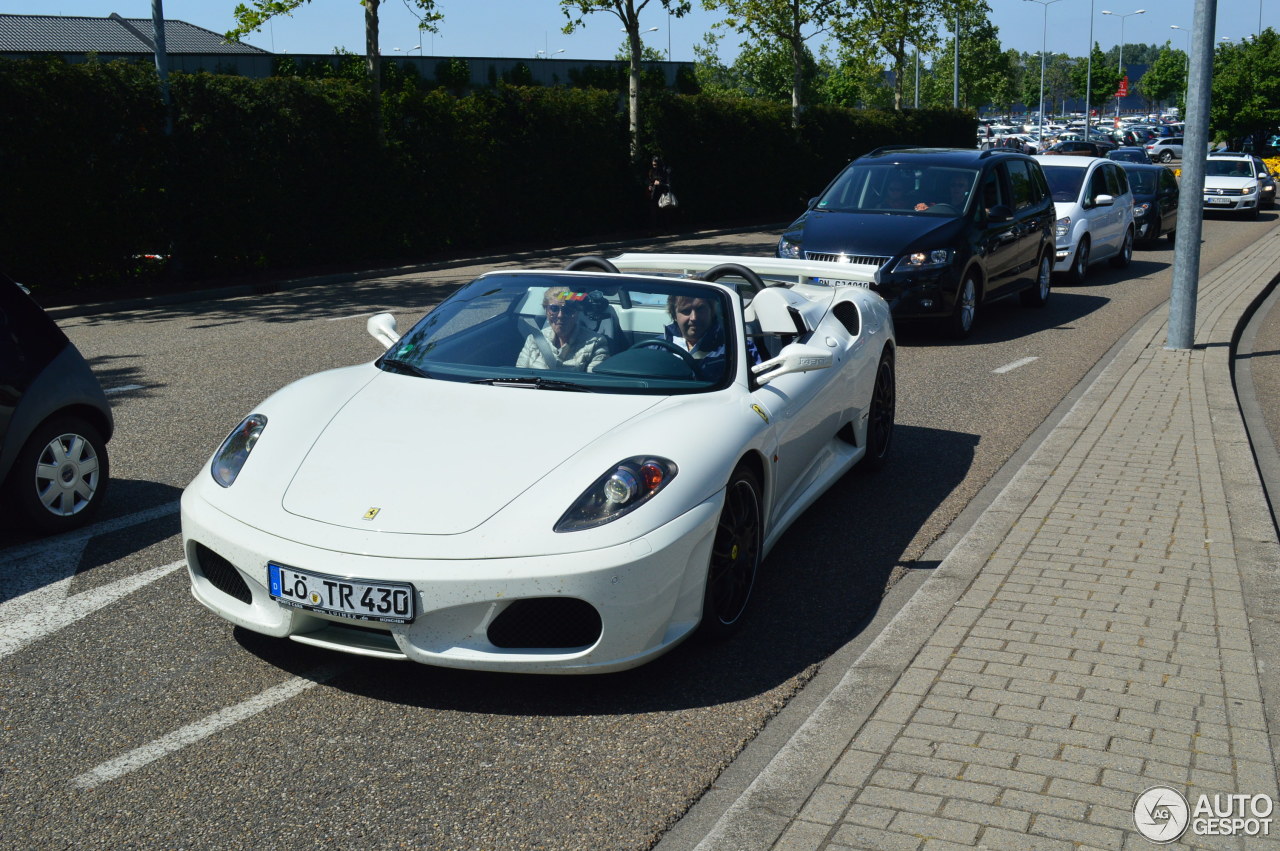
[{"x1": 865, "y1": 145, "x2": 923, "y2": 156}]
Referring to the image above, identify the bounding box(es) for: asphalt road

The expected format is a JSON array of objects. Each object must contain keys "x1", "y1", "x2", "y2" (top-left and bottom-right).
[{"x1": 2, "y1": 212, "x2": 1276, "y2": 850}]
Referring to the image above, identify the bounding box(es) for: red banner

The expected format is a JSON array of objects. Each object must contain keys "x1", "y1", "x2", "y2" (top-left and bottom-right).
[{"x1": 1116, "y1": 76, "x2": 1129, "y2": 97}]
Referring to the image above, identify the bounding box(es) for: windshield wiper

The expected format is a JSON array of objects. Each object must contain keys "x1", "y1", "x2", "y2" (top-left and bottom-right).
[
  {"x1": 470, "y1": 376, "x2": 595, "y2": 392},
  {"x1": 379, "y1": 357, "x2": 433, "y2": 379}
]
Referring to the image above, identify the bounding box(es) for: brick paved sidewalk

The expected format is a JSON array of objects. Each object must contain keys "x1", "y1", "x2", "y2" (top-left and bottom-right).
[{"x1": 681, "y1": 231, "x2": 1280, "y2": 850}]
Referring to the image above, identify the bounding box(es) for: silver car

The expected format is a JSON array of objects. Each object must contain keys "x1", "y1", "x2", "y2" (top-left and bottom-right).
[{"x1": 1146, "y1": 137, "x2": 1183, "y2": 163}]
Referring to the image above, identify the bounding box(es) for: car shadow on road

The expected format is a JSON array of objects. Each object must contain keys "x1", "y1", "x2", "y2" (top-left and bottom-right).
[
  {"x1": 894, "y1": 289, "x2": 1111, "y2": 347},
  {"x1": 235, "y1": 421, "x2": 978, "y2": 714}
]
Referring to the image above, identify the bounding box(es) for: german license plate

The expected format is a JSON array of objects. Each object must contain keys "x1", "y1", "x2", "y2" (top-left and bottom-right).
[
  {"x1": 816, "y1": 278, "x2": 871, "y2": 288},
  {"x1": 1206, "y1": 196, "x2": 1233, "y2": 205},
  {"x1": 268, "y1": 563, "x2": 415, "y2": 623}
]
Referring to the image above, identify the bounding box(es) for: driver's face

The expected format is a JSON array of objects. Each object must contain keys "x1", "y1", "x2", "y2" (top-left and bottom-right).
[{"x1": 674, "y1": 298, "x2": 713, "y2": 345}]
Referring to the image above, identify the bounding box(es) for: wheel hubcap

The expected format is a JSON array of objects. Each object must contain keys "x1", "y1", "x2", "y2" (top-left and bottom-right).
[{"x1": 35, "y1": 433, "x2": 100, "y2": 517}]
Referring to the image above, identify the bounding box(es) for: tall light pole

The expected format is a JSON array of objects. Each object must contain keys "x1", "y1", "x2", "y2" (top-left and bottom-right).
[
  {"x1": 1085, "y1": 0, "x2": 1095, "y2": 140},
  {"x1": 1024, "y1": 0, "x2": 1064, "y2": 141},
  {"x1": 1171, "y1": 24, "x2": 1190, "y2": 105},
  {"x1": 1101, "y1": 9, "x2": 1145, "y2": 120}
]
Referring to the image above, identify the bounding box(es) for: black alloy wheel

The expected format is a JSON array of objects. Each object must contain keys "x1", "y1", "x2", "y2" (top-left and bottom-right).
[
  {"x1": 701, "y1": 467, "x2": 762, "y2": 638},
  {"x1": 860, "y1": 354, "x2": 895, "y2": 472}
]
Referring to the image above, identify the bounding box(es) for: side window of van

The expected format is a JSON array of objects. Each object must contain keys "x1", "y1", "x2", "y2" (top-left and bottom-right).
[{"x1": 1005, "y1": 160, "x2": 1034, "y2": 211}]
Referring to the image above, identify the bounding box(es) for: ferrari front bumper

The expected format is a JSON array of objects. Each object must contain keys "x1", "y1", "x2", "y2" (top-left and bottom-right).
[{"x1": 180, "y1": 488, "x2": 723, "y2": 674}]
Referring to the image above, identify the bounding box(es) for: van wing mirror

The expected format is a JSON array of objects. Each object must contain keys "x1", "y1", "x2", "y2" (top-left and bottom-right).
[{"x1": 367, "y1": 312, "x2": 399, "y2": 349}]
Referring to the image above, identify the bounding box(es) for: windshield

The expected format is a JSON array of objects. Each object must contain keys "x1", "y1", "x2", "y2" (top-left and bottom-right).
[
  {"x1": 816, "y1": 163, "x2": 978, "y2": 216},
  {"x1": 1040, "y1": 165, "x2": 1087, "y2": 202},
  {"x1": 377, "y1": 272, "x2": 740, "y2": 394},
  {"x1": 1125, "y1": 170, "x2": 1157, "y2": 194},
  {"x1": 1205, "y1": 159, "x2": 1255, "y2": 178}
]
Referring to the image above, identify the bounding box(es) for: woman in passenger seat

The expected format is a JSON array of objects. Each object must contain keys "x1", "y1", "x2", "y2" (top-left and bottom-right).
[{"x1": 516, "y1": 286, "x2": 611, "y2": 371}]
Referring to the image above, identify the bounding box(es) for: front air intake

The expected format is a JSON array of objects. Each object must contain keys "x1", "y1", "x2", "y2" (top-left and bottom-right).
[
  {"x1": 487, "y1": 598, "x2": 602, "y2": 649},
  {"x1": 192, "y1": 543, "x2": 252, "y2": 604}
]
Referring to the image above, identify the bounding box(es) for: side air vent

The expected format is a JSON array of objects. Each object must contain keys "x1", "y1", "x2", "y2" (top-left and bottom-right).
[{"x1": 192, "y1": 543, "x2": 252, "y2": 604}]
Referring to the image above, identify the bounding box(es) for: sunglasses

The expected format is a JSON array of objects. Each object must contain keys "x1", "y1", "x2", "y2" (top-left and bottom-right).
[{"x1": 544, "y1": 304, "x2": 579, "y2": 316}]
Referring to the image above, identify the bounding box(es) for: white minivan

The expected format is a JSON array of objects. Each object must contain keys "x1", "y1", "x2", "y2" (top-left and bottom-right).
[{"x1": 1033, "y1": 156, "x2": 1136, "y2": 284}]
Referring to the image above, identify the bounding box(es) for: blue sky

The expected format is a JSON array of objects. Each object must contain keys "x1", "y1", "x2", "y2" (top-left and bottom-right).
[{"x1": 9, "y1": 1, "x2": 1268, "y2": 62}]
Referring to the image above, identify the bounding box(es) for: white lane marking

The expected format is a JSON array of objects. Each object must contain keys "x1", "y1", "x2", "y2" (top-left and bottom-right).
[
  {"x1": 72, "y1": 666, "x2": 339, "y2": 789},
  {"x1": 0, "y1": 560, "x2": 185, "y2": 659},
  {"x1": 104, "y1": 384, "x2": 145, "y2": 394},
  {"x1": 993, "y1": 356, "x2": 1039, "y2": 374}
]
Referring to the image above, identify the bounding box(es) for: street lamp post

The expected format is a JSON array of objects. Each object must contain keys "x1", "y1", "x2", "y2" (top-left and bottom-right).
[
  {"x1": 1170, "y1": 25, "x2": 1190, "y2": 105},
  {"x1": 1024, "y1": 0, "x2": 1064, "y2": 142},
  {"x1": 1101, "y1": 9, "x2": 1145, "y2": 120}
]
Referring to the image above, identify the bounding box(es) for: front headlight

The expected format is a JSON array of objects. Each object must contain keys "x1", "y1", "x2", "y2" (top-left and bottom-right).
[
  {"x1": 777, "y1": 237, "x2": 802, "y2": 259},
  {"x1": 1055, "y1": 216, "x2": 1072, "y2": 239},
  {"x1": 211, "y1": 414, "x2": 268, "y2": 487},
  {"x1": 555, "y1": 456, "x2": 678, "y2": 532},
  {"x1": 1245, "y1": 183, "x2": 1259, "y2": 196},
  {"x1": 1134, "y1": 202, "x2": 1150, "y2": 218},
  {"x1": 892, "y1": 249, "x2": 952, "y2": 272}
]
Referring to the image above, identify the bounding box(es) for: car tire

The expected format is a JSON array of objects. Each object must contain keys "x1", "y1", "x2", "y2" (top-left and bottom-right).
[
  {"x1": 1160, "y1": 150, "x2": 1174, "y2": 163},
  {"x1": 858, "y1": 354, "x2": 895, "y2": 472},
  {"x1": 1067, "y1": 236, "x2": 1091, "y2": 284},
  {"x1": 1109, "y1": 227, "x2": 1134, "y2": 268},
  {"x1": 1020, "y1": 253, "x2": 1052, "y2": 307},
  {"x1": 4, "y1": 415, "x2": 110, "y2": 535},
  {"x1": 700, "y1": 466, "x2": 762, "y2": 639},
  {"x1": 947, "y1": 274, "x2": 978, "y2": 340}
]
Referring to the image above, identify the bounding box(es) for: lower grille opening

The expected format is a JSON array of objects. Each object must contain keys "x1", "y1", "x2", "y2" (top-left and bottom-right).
[
  {"x1": 487, "y1": 598, "x2": 602, "y2": 650},
  {"x1": 193, "y1": 543, "x2": 252, "y2": 604}
]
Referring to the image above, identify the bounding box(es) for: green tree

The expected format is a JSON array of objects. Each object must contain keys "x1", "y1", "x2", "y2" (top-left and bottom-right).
[
  {"x1": 1135, "y1": 42, "x2": 1187, "y2": 111},
  {"x1": 1022, "y1": 52, "x2": 1074, "y2": 116},
  {"x1": 561, "y1": 0, "x2": 691, "y2": 159},
  {"x1": 917, "y1": 1, "x2": 1005, "y2": 109},
  {"x1": 988, "y1": 48, "x2": 1024, "y2": 115},
  {"x1": 701, "y1": 0, "x2": 843, "y2": 129},
  {"x1": 1211, "y1": 29, "x2": 1280, "y2": 148},
  {"x1": 227, "y1": 1, "x2": 443, "y2": 104},
  {"x1": 1070, "y1": 42, "x2": 1122, "y2": 118},
  {"x1": 843, "y1": 0, "x2": 950, "y2": 110}
]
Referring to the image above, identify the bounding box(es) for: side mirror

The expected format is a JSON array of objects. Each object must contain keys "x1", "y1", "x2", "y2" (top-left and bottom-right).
[
  {"x1": 752, "y1": 343, "x2": 834, "y2": 386},
  {"x1": 987, "y1": 204, "x2": 1014, "y2": 223},
  {"x1": 1093, "y1": 194, "x2": 1115, "y2": 207},
  {"x1": 367, "y1": 312, "x2": 399, "y2": 350},
  {"x1": 807, "y1": 196, "x2": 820, "y2": 209}
]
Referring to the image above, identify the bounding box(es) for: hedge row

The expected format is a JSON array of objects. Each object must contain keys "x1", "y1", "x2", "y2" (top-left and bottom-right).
[{"x1": 0, "y1": 58, "x2": 976, "y2": 293}]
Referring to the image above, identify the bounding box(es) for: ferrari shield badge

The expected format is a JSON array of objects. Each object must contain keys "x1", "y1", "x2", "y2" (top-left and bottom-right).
[
  {"x1": 363, "y1": 507, "x2": 381, "y2": 521},
  {"x1": 751, "y1": 404, "x2": 770, "y2": 424}
]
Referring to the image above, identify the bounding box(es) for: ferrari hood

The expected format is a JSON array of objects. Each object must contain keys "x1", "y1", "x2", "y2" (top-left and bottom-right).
[{"x1": 281, "y1": 374, "x2": 661, "y2": 535}]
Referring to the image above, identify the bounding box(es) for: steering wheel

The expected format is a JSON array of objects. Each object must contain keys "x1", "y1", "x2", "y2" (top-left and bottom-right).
[
  {"x1": 627, "y1": 339, "x2": 698, "y2": 373},
  {"x1": 698, "y1": 263, "x2": 768, "y2": 295},
  {"x1": 927, "y1": 203, "x2": 958, "y2": 215}
]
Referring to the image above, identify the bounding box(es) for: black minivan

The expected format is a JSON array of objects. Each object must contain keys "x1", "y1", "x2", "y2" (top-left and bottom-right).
[
  {"x1": 1, "y1": 274, "x2": 113, "y2": 534},
  {"x1": 778, "y1": 147, "x2": 1057, "y2": 339}
]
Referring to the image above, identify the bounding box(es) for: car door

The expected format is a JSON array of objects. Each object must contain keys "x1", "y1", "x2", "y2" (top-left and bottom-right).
[
  {"x1": 1085, "y1": 163, "x2": 1120, "y2": 257},
  {"x1": 746, "y1": 299, "x2": 863, "y2": 523},
  {"x1": 1104, "y1": 163, "x2": 1133, "y2": 245},
  {"x1": 1004, "y1": 158, "x2": 1049, "y2": 292},
  {"x1": 974, "y1": 163, "x2": 1022, "y2": 298}
]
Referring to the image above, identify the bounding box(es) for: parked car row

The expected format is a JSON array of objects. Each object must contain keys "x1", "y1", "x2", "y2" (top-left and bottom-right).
[{"x1": 775, "y1": 145, "x2": 1195, "y2": 340}]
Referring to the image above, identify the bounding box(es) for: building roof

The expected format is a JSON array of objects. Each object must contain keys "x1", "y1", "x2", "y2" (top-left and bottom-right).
[{"x1": 0, "y1": 14, "x2": 270, "y2": 55}]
